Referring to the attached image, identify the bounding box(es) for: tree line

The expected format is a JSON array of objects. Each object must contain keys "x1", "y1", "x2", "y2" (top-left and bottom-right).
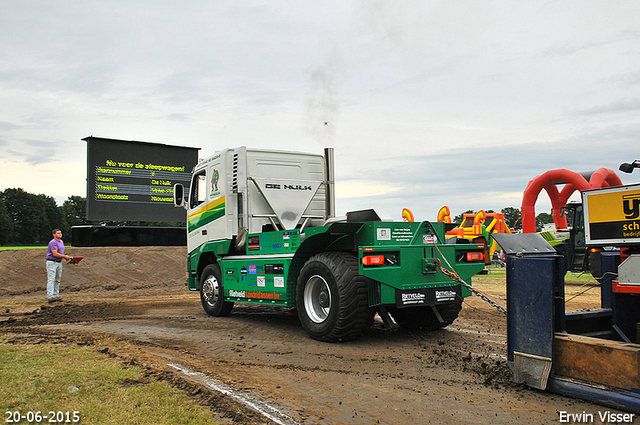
[
  {"x1": 0, "y1": 187, "x2": 555, "y2": 246},
  {"x1": 0, "y1": 188, "x2": 182, "y2": 246}
]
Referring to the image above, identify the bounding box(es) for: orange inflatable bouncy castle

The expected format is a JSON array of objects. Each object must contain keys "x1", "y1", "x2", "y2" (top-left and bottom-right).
[
  {"x1": 437, "y1": 206, "x2": 452, "y2": 223},
  {"x1": 520, "y1": 168, "x2": 622, "y2": 233},
  {"x1": 445, "y1": 210, "x2": 488, "y2": 239},
  {"x1": 437, "y1": 207, "x2": 511, "y2": 262},
  {"x1": 402, "y1": 208, "x2": 415, "y2": 222}
]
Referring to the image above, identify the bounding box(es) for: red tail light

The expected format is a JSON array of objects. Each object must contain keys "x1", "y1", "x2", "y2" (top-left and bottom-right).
[
  {"x1": 362, "y1": 255, "x2": 385, "y2": 266},
  {"x1": 466, "y1": 252, "x2": 484, "y2": 262}
]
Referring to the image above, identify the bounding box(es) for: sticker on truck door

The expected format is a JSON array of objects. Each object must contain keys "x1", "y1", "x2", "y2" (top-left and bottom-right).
[{"x1": 210, "y1": 168, "x2": 220, "y2": 195}]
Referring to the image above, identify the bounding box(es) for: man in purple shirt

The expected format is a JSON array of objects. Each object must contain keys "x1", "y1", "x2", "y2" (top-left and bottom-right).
[{"x1": 46, "y1": 229, "x2": 70, "y2": 303}]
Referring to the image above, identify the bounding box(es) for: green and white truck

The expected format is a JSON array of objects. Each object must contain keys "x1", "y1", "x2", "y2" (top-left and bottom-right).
[{"x1": 174, "y1": 147, "x2": 485, "y2": 341}]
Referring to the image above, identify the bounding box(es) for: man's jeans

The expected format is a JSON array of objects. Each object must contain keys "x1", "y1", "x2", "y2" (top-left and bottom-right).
[{"x1": 46, "y1": 260, "x2": 62, "y2": 299}]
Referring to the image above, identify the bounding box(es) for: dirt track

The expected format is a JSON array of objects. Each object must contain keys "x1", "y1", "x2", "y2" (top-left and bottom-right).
[{"x1": 0, "y1": 247, "x2": 623, "y2": 424}]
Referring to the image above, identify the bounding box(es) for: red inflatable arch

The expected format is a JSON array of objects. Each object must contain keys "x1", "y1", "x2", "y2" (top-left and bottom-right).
[{"x1": 521, "y1": 168, "x2": 622, "y2": 233}]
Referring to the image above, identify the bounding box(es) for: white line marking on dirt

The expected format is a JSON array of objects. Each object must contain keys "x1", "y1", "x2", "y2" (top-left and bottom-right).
[{"x1": 169, "y1": 363, "x2": 299, "y2": 425}]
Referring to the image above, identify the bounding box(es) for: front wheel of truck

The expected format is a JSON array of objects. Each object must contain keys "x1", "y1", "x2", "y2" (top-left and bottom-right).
[
  {"x1": 390, "y1": 300, "x2": 462, "y2": 331},
  {"x1": 200, "y1": 264, "x2": 234, "y2": 317},
  {"x1": 297, "y1": 252, "x2": 370, "y2": 342}
]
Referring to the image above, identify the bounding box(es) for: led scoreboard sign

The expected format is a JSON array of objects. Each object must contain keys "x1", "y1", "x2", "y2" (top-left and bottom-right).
[
  {"x1": 84, "y1": 136, "x2": 199, "y2": 222},
  {"x1": 95, "y1": 160, "x2": 184, "y2": 202}
]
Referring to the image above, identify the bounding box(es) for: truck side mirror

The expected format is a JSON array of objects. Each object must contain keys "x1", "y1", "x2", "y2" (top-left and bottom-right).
[
  {"x1": 620, "y1": 163, "x2": 635, "y2": 173},
  {"x1": 174, "y1": 183, "x2": 185, "y2": 209},
  {"x1": 620, "y1": 160, "x2": 640, "y2": 173}
]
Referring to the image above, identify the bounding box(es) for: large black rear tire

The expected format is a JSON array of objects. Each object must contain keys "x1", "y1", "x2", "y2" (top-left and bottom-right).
[
  {"x1": 297, "y1": 252, "x2": 370, "y2": 342},
  {"x1": 200, "y1": 264, "x2": 234, "y2": 317},
  {"x1": 390, "y1": 300, "x2": 462, "y2": 331}
]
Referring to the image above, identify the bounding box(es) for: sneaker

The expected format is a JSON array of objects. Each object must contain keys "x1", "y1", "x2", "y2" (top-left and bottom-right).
[{"x1": 48, "y1": 298, "x2": 62, "y2": 303}]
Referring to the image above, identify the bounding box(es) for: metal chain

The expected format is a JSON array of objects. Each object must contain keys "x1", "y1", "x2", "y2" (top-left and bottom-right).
[
  {"x1": 433, "y1": 257, "x2": 508, "y2": 316},
  {"x1": 458, "y1": 278, "x2": 507, "y2": 316}
]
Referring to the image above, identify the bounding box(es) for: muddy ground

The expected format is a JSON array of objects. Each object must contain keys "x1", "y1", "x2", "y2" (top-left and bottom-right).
[{"x1": 0, "y1": 247, "x2": 627, "y2": 424}]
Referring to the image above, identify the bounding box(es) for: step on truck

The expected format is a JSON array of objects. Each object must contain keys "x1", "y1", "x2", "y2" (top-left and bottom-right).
[{"x1": 174, "y1": 147, "x2": 486, "y2": 341}]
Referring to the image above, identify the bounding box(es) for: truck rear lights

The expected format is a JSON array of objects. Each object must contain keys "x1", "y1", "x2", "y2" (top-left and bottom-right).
[
  {"x1": 466, "y1": 252, "x2": 484, "y2": 262},
  {"x1": 362, "y1": 255, "x2": 385, "y2": 266}
]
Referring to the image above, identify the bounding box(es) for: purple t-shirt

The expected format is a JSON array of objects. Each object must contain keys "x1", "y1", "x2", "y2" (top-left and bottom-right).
[{"x1": 46, "y1": 238, "x2": 64, "y2": 260}]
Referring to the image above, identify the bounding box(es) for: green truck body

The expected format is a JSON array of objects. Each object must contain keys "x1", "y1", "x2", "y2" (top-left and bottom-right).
[{"x1": 175, "y1": 147, "x2": 485, "y2": 341}]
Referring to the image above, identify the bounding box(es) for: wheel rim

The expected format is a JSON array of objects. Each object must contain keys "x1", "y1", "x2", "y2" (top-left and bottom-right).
[
  {"x1": 202, "y1": 275, "x2": 220, "y2": 307},
  {"x1": 304, "y1": 274, "x2": 332, "y2": 323}
]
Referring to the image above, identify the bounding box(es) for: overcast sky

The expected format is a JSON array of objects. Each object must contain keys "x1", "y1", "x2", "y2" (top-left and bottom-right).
[{"x1": 1, "y1": 1, "x2": 639, "y2": 221}]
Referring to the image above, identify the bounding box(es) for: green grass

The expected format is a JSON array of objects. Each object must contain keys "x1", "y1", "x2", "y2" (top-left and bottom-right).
[
  {"x1": 474, "y1": 266, "x2": 598, "y2": 283},
  {"x1": 564, "y1": 271, "x2": 600, "y2": 282},
  {"x1": 476, "y1": 265, "x2": 506, "y2": 277},
  {"x1": 0, "y1": 336, "x2": 217, "y2": 425}
]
